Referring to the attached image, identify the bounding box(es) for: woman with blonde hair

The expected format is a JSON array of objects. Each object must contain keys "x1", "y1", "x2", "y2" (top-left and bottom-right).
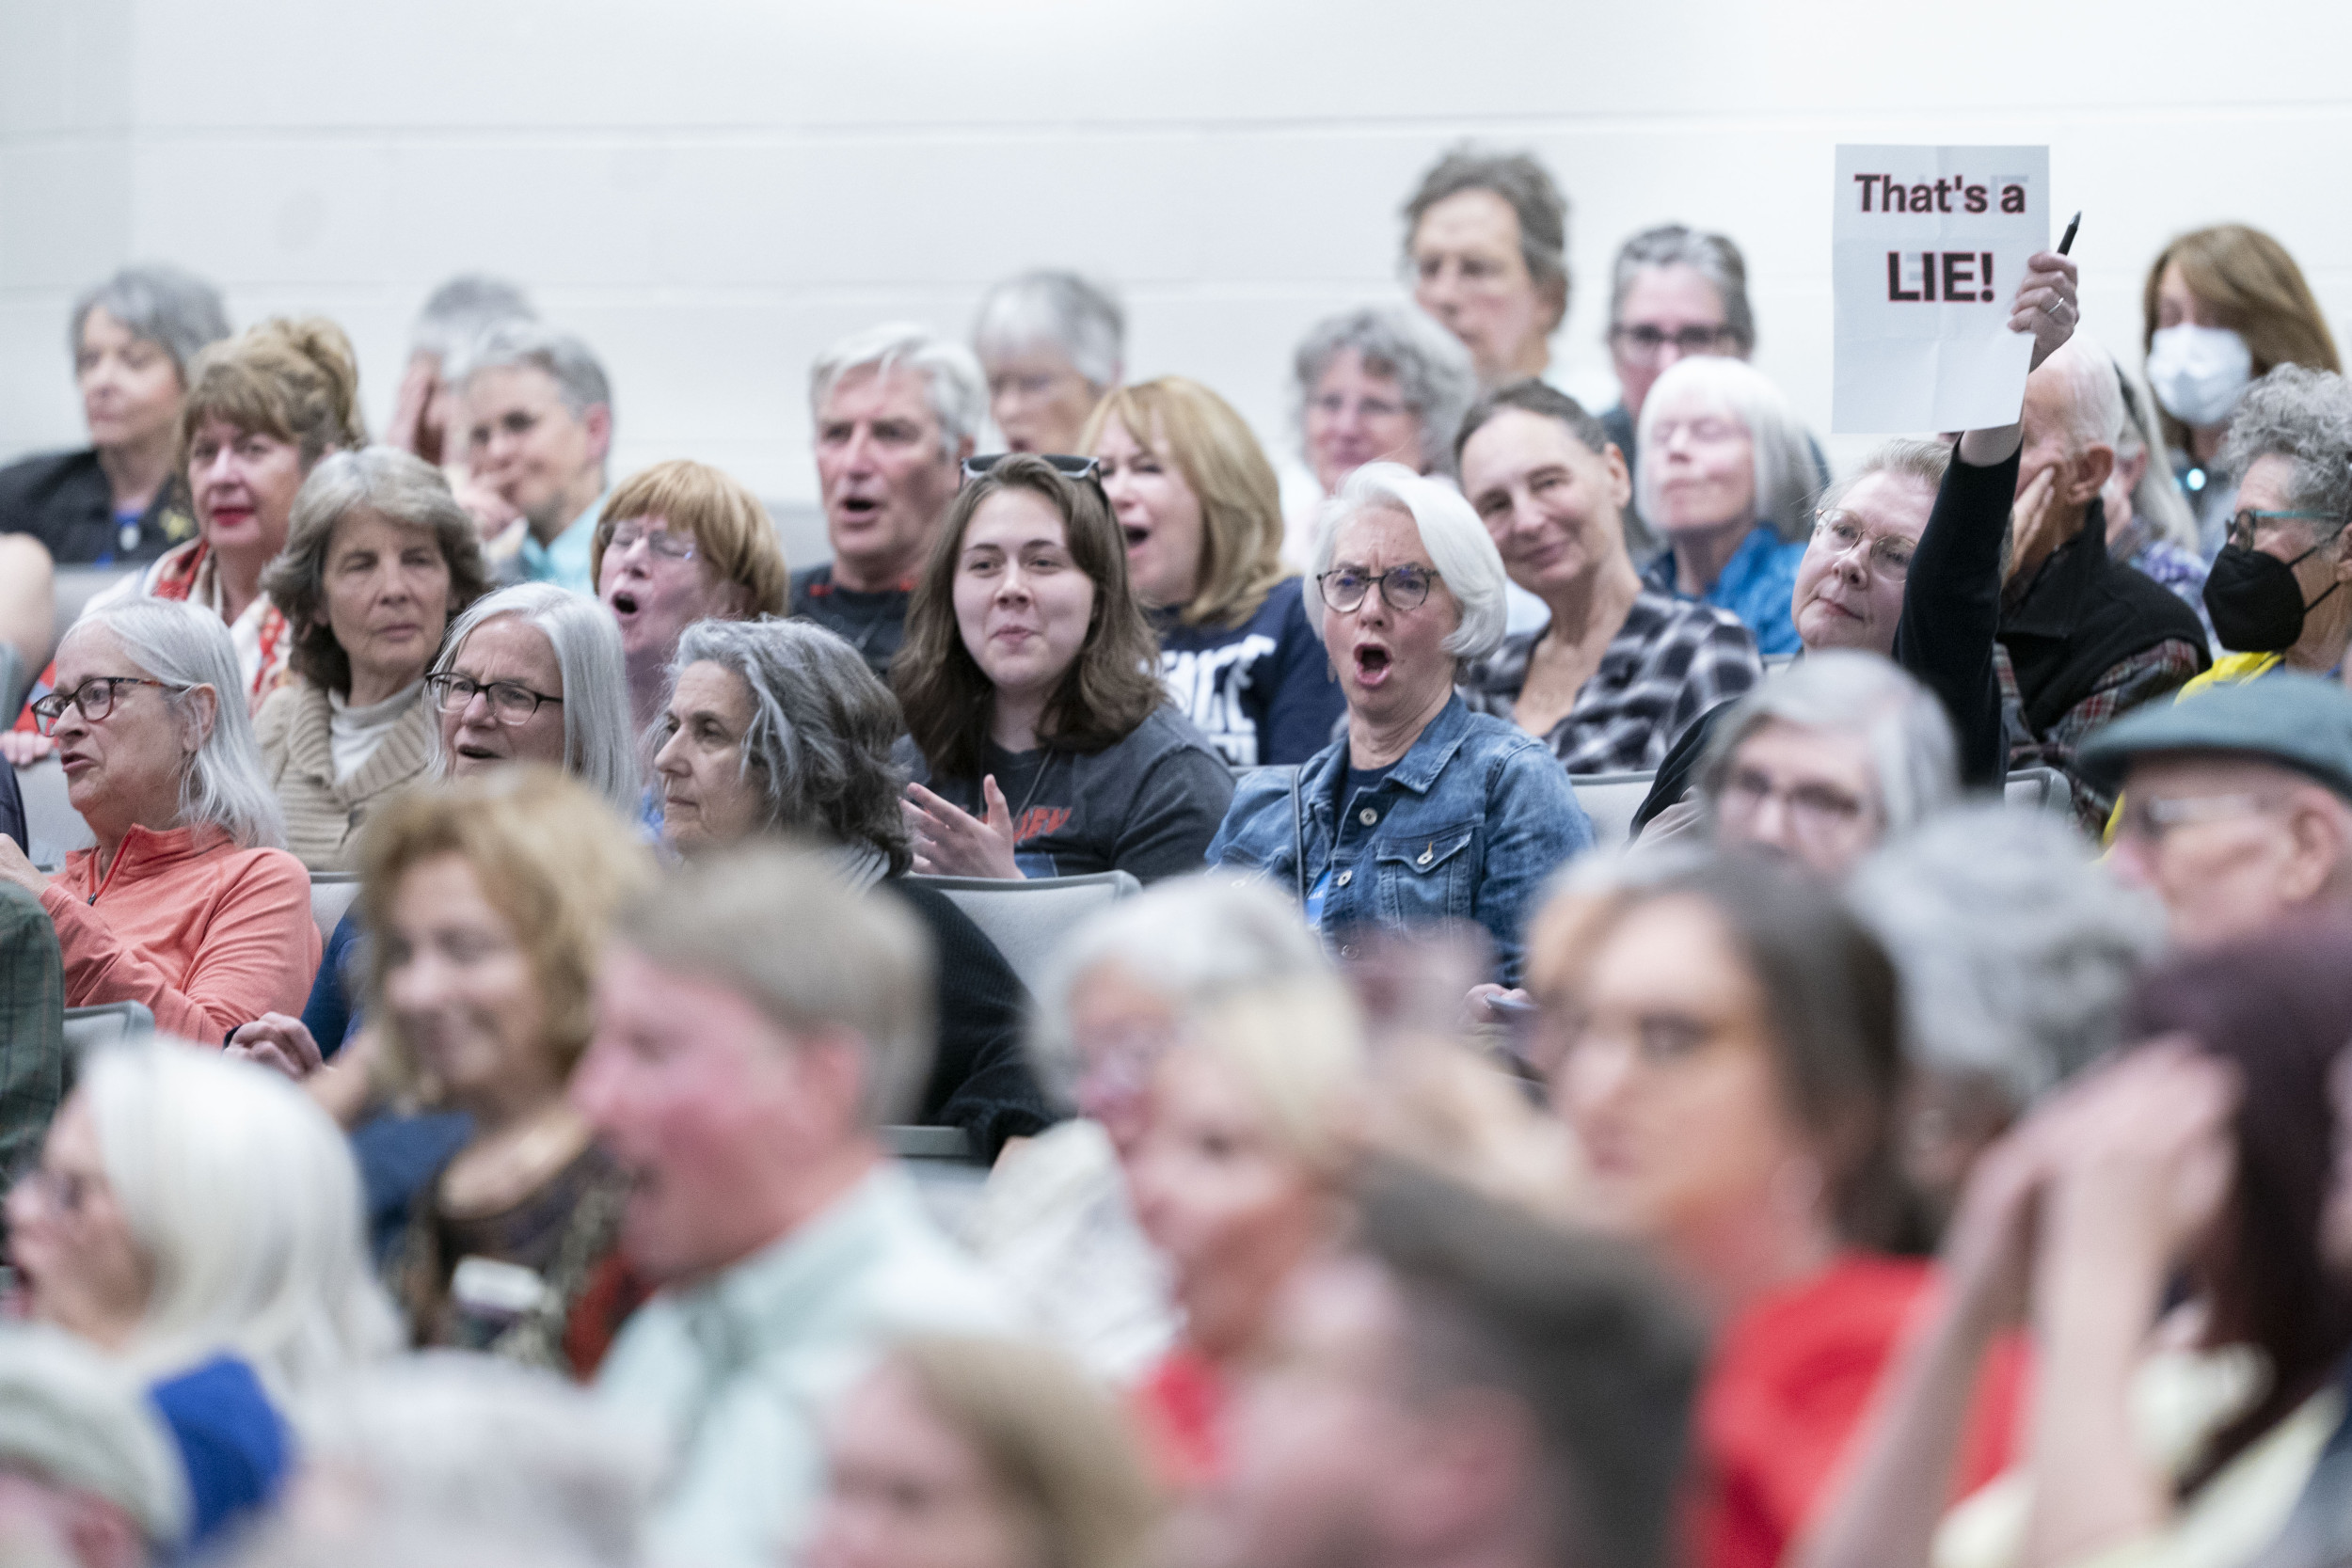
[
  {"x1": 808, "y1": 1335, "x2": 1161, "y2": 1568},
  {"x1": 358, "y1": 767, "x2": 656, "y2": 1375},
  {"x1": 1124, "y1": 975, "x2": 1367, "y2": 1485},
  {"x1": 2142, "y1": 224, "x2": 2343, "y2": 552},
  {"x1": 1084, "y1": 377, "x2": 1343, "y2": 766},
  {"x1": 5, "y1": 1038, "x2": 398, "y2": 1550}
]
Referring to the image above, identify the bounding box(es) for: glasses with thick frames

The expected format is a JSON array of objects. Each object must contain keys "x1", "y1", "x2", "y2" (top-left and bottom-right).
[
  {"x1": 426, "y1": 673, "x2": 564, "y2": 725},
  {"x1": 1315, "y1": 564, "x2": 1442, "y2": 614},
  {"x1": 29, "y1": 676, "x2": 182, "y2": 735},
  {"x1": 1609, "y1": 323, "x2": 1737, "y2": 363}
]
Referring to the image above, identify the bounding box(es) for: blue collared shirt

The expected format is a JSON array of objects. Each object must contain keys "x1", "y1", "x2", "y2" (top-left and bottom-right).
[
  {"x1": 1644, "y1": 523, "x2": 1807, "y2": 657},
  {"x1": 1207, "y1": 692, "x2": 1592, "y2": 987},
  {"x1": 516, "y1": 491, "x2": 606, "y2": 594}
]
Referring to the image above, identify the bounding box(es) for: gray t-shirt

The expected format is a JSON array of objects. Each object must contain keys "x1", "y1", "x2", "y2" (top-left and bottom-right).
[{"x1": 905, "y1": 705, "x2": 1235, "y2": 883}]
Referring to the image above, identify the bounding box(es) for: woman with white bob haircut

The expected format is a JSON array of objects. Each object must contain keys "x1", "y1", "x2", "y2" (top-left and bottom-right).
[
  {"x1": 1636, "y1": 354, "x2": 1823, "y2": 656},
  {"x1": 972, "y1": 269, "x2": 1123, "y2": 457},
  {"x1": 426, "y1": 580, "x2": 637, "y2": 810},
  {"x1": 1683, "y1": 650, "x2": 1961, "y2": 879},
  {"x1": 5, "y1": 1039, "x2": 398, "y2": 1551},
  {"x1": 973, "y1": 874, "x2": 1328, "y2": 1382},
  {"x1": 1211, "y1": 461, "x2": 1592, "y2": 986},
  {"x1": 0, "y1": 598, "x2": 319, "y2": 1040}
]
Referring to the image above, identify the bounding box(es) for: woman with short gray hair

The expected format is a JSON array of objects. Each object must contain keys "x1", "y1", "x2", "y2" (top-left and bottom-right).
[
  {"x1": 2201, "y1": 363, "x2": 2352, "y2": 674},
  {"x1": 1597, "y1": 225, "x2": 1758, "y2": 489},
  {"x1": 1848, "y1": 802, "x2": 2163, "y2": 1236},
  {"x1": 648, "y1": 615, "x2": 1050, "y2": 1159},
  {"x1": 252, "y1": 448, "x2": 494, "y2": 869},
  {"x1": 1401, "y1": 147, "x2": 1570, "y2": 387},
  {"x1": 1688, "y1": 650, "x2": 1960, "y2": 879},
  {"x1": 972, "y1": 270, "x2": 1124, "y2": 456},
  {"x1": 0, "y1": 263, "x2": 231, "y2": 565},
  {"x1": 1211, "y1": 463, "x2": 1593, "y2": 986},
  {"x1": 0, "y1": 599, "x2": 320, "y2": 1040},
  {"x1": 1294, "y1": 303, "x2": 1477, "y2": 492}
]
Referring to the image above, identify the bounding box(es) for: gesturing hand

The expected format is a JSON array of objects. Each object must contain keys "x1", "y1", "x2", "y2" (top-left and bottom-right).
[
  {"x1": 226, "y1": 1012, "x2": 326, "y2": 1082},
  {"x1": 2010, "y1": 250, "x2": 2081, "y2": 374},
  {"x1": 903, "y1": 778, "x2": 1026, "y2": 880},
  {"x1": 0, "y1": 732, "x2": 56, "y2": 768},
  {"x1": 0, "y1": 832, "x2": 50, "y2": 899}
]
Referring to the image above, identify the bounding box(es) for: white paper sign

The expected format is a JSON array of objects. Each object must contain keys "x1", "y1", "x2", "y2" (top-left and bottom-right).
[{"x1": 1832, "y1": 144, "x2": 2050, "y2": 434}]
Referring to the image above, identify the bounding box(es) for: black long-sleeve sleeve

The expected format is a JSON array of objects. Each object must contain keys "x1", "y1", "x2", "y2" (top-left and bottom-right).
[
  {"x1": 883, "y1": 879, "x2": 1056, "y2": 1161},
  {"x1": 1893, "y1": 441, "x2": 2022, "y2": 788}
]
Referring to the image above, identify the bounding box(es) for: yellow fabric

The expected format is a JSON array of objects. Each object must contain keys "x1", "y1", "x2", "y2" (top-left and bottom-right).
[
  {"x1": 1931, "y1": 1349, "x2": 2341, "y2": 1568},
  {"x1": 2101, "y1": 653, "x2": 2287, "y2": 845}
]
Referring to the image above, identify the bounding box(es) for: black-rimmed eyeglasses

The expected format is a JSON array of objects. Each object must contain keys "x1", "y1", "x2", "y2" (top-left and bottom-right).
[
  {"x1": 426, "y1": 673, "x2": 564, "y2": 724},
  {"x1": 961, "y1": 453, "x2": 1104, "y2": 484},
  {"x1": 1315, "y1": 564, "x2": 1442, "y2": 614}
]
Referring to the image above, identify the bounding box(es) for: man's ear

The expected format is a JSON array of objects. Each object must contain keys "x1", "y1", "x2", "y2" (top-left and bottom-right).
[
  {"x1": 794, "y1": 1024, "x2": 873, "y2": 1137},
  {"x1": 582, "y1": 404, "x2": 614, "y2": 467},
  {"x1": 2069, "y1": 443, "x2": 2116, "y2": 507},
  {"x1": 2280, "y1": 789, "x2": 2351, "y2": 906}
]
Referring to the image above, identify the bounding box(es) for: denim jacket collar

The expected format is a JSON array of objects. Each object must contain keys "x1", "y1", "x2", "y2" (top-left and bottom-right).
[{"x1": 1298, "y1": 691, "x2": 1475, "y2": 815}]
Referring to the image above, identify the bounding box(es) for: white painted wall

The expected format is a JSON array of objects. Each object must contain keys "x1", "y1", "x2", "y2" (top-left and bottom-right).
[{"x1": 6, "y1": 0, "x2": 2349, "y2": 564}]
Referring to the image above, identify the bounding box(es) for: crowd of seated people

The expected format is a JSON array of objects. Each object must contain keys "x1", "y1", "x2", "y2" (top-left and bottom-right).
[{"x1": 8, "y1": 133, "x2": 2352, "y2": 1568}]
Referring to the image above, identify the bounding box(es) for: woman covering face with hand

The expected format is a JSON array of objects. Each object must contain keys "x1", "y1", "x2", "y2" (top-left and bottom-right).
[
  {"x1": 1086, "y1": 378, "x2": 1343, "y2": 768},
  {"x1": 895, "y1": 454, "x2": 1232, "y2": 882}
]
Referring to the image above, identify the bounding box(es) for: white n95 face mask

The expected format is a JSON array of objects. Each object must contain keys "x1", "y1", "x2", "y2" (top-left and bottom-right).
[{"x1": 2146, "y1": 324, "x2": 2254, "y2": 428}]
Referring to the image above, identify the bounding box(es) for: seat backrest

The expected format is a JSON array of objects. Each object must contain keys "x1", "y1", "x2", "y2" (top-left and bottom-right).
[
  {"x1": 310, "y1": 873, "x2": 362, "y2": 945},
  {"x1": 62, "y1": 1001, "x2": 154, "y2": 1055},
  {"x1": 1571, "y1": 770, "x2": 1658, "y2": 851},
  {"x1": 2003, "y1": 767, "x2": 2075, "y2": 819},
  {"x1": 18, "y1": 759, "x2": 94, "y2": 868},
  {"x1": 906, "y1": 870, "x2": 1140, "y2": 997}
]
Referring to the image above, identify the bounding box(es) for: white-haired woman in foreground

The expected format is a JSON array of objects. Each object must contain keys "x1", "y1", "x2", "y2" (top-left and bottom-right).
[
  {"x1": 5, "y1": 1040, "x2": 398, "y2": 1553},
  {"x1": 0, "y1": 598, "x2": 318, "y2": 1039},
  {"x1": 1209, "y1": 462, "x2": 1591, "y2": 986}
]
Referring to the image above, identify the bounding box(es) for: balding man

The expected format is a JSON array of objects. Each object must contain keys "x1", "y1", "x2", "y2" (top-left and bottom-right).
[
  {"x1": 2083, "y1": 672, "x2": 2352, "y2": 948},
  {"x1": 1998, "y1": 336, "x2": 2209, "y2": 827}
]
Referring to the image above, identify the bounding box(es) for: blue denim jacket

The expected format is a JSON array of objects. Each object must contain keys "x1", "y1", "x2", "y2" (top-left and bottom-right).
[{"x1": 1207, "y1": 693, "x2": 1592, "y2": 986}]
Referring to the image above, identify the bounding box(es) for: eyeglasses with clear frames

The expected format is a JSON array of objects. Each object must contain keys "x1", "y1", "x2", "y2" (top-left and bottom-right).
[
  {"x1": 605, "y1": 521, "x2": 698, "y2": 562},
  {"x1": 1316, "y1": 563, "x2": 1441, "y2": 614},
  {"x1": 2112, "y1": 792, "x2": 2276, "y2": 846},
  {"x1": 28, "y1": 676, "x2": 183, "y2": 735},
  {"x1": 426, "y1": 673, "x2": 564, "y2": 724},
  {"x1": 1812, "y1": 511, "x2": 1917, "y2": 577},
  {"x1": 1715, "y1": 767, "x2": 1872, "y2": 843}
]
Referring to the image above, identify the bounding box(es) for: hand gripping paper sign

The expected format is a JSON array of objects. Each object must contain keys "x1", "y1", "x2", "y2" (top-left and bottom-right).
[{"x1": 1833, "y1": 145, "x2": 2050, "y2": 433}]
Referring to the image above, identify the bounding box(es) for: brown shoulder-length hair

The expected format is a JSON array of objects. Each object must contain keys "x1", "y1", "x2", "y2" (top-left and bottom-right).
[
  {"x1": 894, "y1": 454, "x2": 1163, "y2": 780},
  {"x1": 2122, "y1": 918, "x2": 2352, "y2": 1489},
  {"x1": 2143, "y1": 226, "x2": 2343, "y2": 448},
  {"x1": 1079, "y1": 377, "x2": 1291, "y2": 630},
  {"x1": 1528, "y1": 853, "x2": 1922, "y2": 1255}
]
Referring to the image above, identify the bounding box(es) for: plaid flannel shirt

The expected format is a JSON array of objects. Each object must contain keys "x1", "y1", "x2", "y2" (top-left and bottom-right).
[
  {"x1": 0, "y1": 882, "x2": 65, "y2": 1179},
  {"x1": 1460, "y1": 589, "x2": 1764, "y2": 775},
  {"x1": 1998, "y1": 637, "x2": 2206, "y2": 832}
]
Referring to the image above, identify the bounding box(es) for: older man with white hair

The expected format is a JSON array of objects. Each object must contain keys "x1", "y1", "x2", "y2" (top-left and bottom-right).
[
  {"x1": 1997, "y1": 334, "x2": 2209, "y2": 826},
  {"x1": 572, "y1": 845, "x2": 1015, "y2": 1568},
  {"x1": 789, "y1": 323, "x2": 985, "y2": 676}
]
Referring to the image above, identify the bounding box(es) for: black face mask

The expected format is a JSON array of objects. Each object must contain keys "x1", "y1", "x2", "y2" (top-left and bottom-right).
[{"x1": 2203, "y1": 542, "x2": 2343, "y2": 652}]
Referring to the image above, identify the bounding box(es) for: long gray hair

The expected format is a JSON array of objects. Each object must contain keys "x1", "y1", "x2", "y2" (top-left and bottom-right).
[
  {"x1": 431, "y1": 584, "x2": 639, "y2": 810},
  {"x1": 80, "y1": 598, "x2": 285, "y2": 849},
  {"x1": 667, "y1": 617, "x2": 912, "y2": 872}
]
